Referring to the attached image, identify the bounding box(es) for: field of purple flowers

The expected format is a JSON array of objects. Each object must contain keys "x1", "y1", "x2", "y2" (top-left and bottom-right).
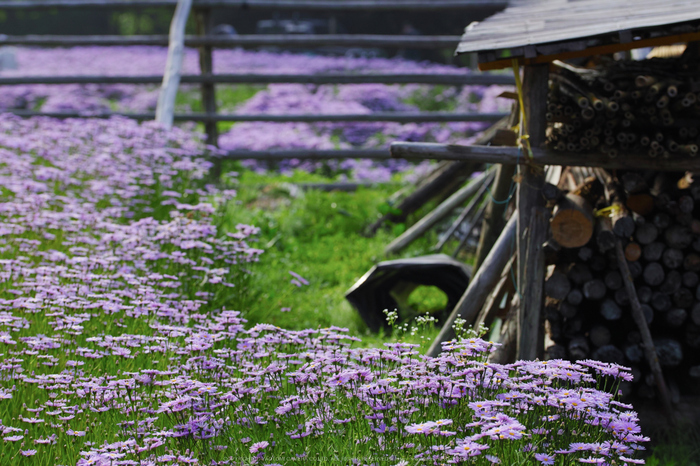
[
  {"x1": 0, "y1": 46, "x2": 653, "y2": 464},
  {"x1": 0, "y1": 46, "x2": 510, "y2": 181},
  {"x1": 0, "y1": 111, "x2": 649, "y2": 465}
]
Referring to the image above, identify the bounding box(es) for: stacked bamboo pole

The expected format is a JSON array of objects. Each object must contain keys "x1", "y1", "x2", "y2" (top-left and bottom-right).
[{"x1": 547, "y1": 57, "x2": 700, "y2": 159}]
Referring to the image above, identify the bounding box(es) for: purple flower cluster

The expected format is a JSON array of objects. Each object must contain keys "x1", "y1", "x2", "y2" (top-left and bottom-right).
[
  {"x1": 0, "y1": 114, "x2": 264, "y2": 463},
  {"x1": 0, "y1": 125, "x2": 647, "y2": 461},
  {"x1": 220, "y1": 82, "x2": 511, "y2": 181}
]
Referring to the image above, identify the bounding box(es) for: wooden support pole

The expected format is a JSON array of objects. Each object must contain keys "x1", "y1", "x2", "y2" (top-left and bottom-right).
[
  {"x1": 614, "y1": 231, "x2": 676, "y2": 422},
  {"x1": 427, "y1": 214, "x2": 517, "y2": 357},
  {"x1": 155, "y1": 0, "x2": 192, "y2": 130},
  {"x1": 384, "y1": 168, "x2": 493, "y2": 255},
  {"x1": 516, "y1": 64, "x2": 549, "y2": 361},
  {"x1": 519, "y1": 206, "x2": 550, "y2": 360}
]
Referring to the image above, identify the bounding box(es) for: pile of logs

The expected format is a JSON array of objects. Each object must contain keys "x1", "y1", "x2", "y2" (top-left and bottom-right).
[
  {"x1": 546, "y1": 56, "x2": 700, "y2": 158},
  {"x1": 544, "y1": 167, "x2": 700, "y2": 401}
]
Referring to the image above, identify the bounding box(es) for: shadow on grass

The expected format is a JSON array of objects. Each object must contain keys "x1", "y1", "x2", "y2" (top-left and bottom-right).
[{"x1": 644, "y1": 421, "x2": 700, "y2": 466}]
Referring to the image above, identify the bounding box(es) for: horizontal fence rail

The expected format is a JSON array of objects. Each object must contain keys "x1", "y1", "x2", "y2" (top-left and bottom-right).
[
  {"x1": 220, "y1": 149, "x2": 392, "y2": 160},
  {"x1": 0, "y1": 0, "x2": 507, "y2": 10},
  {"x1": 0, "y1": 34, "x2": 464, "y2": 48},
  {"x1": 0, "y1": 74, "x2": 515, "y2": 86},
  {"x1": 7, "y1": 110, "x2": 508, "y2": 123},
  {"x1": 0, "y1": 0, "x2": 512, "y2": 159}
]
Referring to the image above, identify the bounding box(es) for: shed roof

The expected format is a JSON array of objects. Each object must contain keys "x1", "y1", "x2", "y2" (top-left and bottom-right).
[{"x1": 457, "y1": 0, "x2": 700, "y2": 68}]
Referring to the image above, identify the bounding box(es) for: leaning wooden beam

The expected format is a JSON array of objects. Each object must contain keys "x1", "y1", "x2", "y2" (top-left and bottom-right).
[
  {"x1": 489, "y1": 297, "x2": 518, "y2": 364},
  {"x1": 426, "y1": 214, "x2": 517, "y2": 357},
  {"x1": 451, "y1": 202, "x2": 486, "y2": 258},
  {"x1": 473, "y1": 255, "x2": 515, "y2": 330},
  {"x1": 473, "y1": 163, "x2": 515, "y2": 270},
  {"x1": 473, "y1": 103, "x2": 518, "y2": 271},
  {"x1": 614, "y1": 232, "x2": 676, "y2": 422},
  {"x1": 0, "y1": 0, "x2": 507, "y2": 10},
  {"x1": 385, "y1": 168, "x2": 494, "y2": 255},
  {"x1": 0, "y1": 73, "x2": 515, "y2": 86},
  {"x1": 390, "y1": 142, "x2": 700, "y2": 172},
  {"x1": 155, "y1": 0, "x2": 192, "y2": 130},
  {"x1": 366, "y1": 116, "x2": 509, "y2": 236},
  {"x1": 434, "y1": 171, "x2": 494, "y2": 252},
  {"x1": 366, "y1": 161, "x2": 470, "y2": 236},
  {"x1": 7, "y1": 110, "x2": 507, "y2": 124}
]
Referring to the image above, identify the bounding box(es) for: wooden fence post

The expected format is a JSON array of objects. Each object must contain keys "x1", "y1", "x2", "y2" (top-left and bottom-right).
[
  {"x1": 195, "y1": 7, "x2": 218, "y2": 146},
  {"x1": 516, "y1": 63, "x2": 549, "y2": 361},
  {"x1": 155, "y1": 0, "x2": 192, "y2": 130},
  {"x1": 194, "y1": 6, "x2": 220, "y2": 179}
]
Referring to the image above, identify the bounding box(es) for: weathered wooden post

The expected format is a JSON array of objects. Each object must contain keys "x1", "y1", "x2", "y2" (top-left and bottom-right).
[
  {"x1": 155, "y1": 0, "x2": 192, "y2": 130},
  {"x1": 195, "y1": 7, "x2": 218, "y2": 148},
  {"x1": 516, "y1": 64, "x2": 549, "y2": 361},
  {"x1": 194, "y1": 6, "x2": 221, "y2": 180}
]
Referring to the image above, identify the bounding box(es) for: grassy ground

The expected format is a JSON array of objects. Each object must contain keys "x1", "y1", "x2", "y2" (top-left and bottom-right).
[
  {"x1": 217, "y1": 166, "x2": 446, "y2": 349},
  {"x1": 643, "y1": 422, "x2": 700, "y2": 465}
]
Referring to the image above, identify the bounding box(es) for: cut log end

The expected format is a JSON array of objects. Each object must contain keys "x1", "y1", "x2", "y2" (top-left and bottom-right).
[{"x1": 550, "y1": 194, "x2": 594, "y2": 249}]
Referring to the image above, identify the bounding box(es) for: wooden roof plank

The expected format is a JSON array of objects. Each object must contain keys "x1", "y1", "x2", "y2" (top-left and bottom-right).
[
  {"x1": 0, "y1": 0, "x2": 509, "y2": 9},
  {"x1": 456, "y1": 0, "x2": 700, "y2": 57},
  {"x1": 477, "y1": 30, "x2": 700, "y2": 70}
]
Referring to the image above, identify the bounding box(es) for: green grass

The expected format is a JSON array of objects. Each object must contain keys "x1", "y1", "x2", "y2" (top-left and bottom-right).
[
  {"x1": 217, "y1": 167, "x2": 447, "y2": 348},
  {"x1": 175, "y1": 84, "x2": 263, "y2": 113},
  {"x1": 644, "y1": 422, "x2": 700, "y2": 466},
  {"x1": 403, "y1": 84, "x2": 459, "y2": 112}
]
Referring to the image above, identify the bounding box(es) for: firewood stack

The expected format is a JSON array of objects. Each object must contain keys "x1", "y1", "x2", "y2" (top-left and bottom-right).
[
  {"x1": 543, "y1": 167, "x2": 700, "y2": 401},
  {"x1": 546, "y1": 56, "x2": 700, "y2": 159}
]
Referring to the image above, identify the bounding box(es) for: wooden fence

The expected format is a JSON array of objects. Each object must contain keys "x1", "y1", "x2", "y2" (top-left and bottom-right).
[
  {"x1": 0, "y1": 0, "x2": 515, "y2": 159},
  {"x1": 0, "y1": 0, "x2": 507, "y2": 10}
]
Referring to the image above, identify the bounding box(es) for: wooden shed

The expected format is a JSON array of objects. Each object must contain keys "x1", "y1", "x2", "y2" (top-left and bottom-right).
[{"x1": 391, "y1": 0, "x2": 700, "y2": 420}]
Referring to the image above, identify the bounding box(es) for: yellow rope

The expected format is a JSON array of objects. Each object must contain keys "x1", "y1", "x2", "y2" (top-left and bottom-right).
[
  {"x1": 594, "y1": 204, "x2": 623, "y2": 218},
  {"x1": 511, "y1": 59, "x2": 534, "y2": 161}
]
